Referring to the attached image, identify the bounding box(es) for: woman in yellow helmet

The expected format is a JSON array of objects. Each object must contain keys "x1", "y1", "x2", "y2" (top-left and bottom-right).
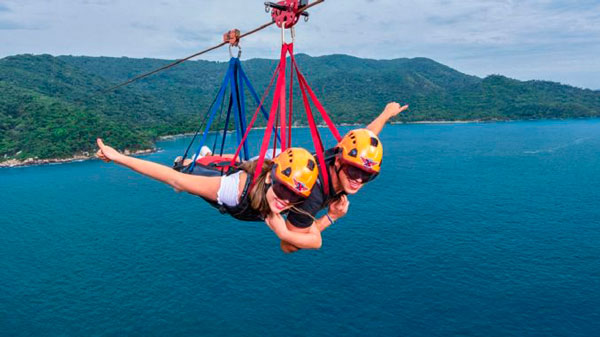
[{"x1": 95, "y1": 139, "x2": 323, "y2": 249}]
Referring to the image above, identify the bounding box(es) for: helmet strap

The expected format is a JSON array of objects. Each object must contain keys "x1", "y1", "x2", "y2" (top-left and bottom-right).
[
  {"x1": 335, "y1": 164, "x2": 342, "y2": 176},
  {"x1": 333, "y1": 159, "x2": 343, "y2": 180}
]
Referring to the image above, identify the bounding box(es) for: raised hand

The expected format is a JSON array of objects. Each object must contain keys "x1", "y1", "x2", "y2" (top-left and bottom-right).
[
  {"x1": 383, "y1": 102, "x2": 409, "y2": 118},
  {"x1": 328, "y1": 194, "x2": 349, "y2": 221},
  {"x1": 96, "y1": 138, "x2": 122, "y2": 163}
]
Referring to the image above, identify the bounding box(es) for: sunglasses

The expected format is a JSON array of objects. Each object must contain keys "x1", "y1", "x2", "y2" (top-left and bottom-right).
[
  {"x1": 342, "y1": 164, "x2": 378, "y2": 183},
  {"x1": 272, "y1": 180, "x2": 306, "y2": 205}
]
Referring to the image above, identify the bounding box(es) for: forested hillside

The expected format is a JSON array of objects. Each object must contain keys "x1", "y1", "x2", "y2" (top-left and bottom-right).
[{"x1": 1, "y1": 53, "x2": 599, "y2": 162}]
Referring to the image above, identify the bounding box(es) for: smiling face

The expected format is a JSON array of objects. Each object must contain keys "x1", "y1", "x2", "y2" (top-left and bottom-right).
[
  {"x1": 334, "y1": 158, "x2": 380, "y2": 195},
  {"x1": 264, "y1": 172, "x2": 306, "y2": 214},
  {"x1": 336, "y1": 161, "x2": 364, "y2": 194},
  {"x1": 266, "y1": 185, "x2": 294, "y2": 213},
  {"x1": 335, "y1": 129, "x2": 383, "y2": 192}
]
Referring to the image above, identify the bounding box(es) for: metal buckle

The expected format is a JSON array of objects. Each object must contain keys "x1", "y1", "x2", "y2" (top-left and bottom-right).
[{"x1": 229, "y1": 44, "x2": 242, "y2": 59}]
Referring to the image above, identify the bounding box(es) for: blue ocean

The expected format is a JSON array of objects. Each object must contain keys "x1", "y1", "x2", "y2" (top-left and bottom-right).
[{"x1": 1, "y1": 121, "x2": 599, "y2": 337}]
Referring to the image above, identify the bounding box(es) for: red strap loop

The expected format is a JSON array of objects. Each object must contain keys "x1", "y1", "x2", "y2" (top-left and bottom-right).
[
  {"x1": 233, "y1": 43, "x2": 343, "y2": 195},
  {"x1": 251, "y1": 44, "x2": 291, "y2": 185}
]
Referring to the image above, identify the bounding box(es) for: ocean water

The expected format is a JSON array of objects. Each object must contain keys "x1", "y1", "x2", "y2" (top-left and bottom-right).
[{"x1": 1, "y1": 121, "x2": 599, "y2": 337}]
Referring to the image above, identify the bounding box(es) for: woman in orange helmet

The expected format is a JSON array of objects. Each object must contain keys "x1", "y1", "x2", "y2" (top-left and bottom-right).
[
  {"x1": 96, "y1": 139, "x2": 324, "y2": 249},
  {"x1": 281, "y1": 102, "x2": 409, "y2": 253}
]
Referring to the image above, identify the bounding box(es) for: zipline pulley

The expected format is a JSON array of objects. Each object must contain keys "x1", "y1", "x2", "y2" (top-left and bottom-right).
[
  {"x1": 223, "y1": 29, "x2": 241, "y2": 46},
  {"x1": 265, "y1": 0, "x2": 309, "y2": 28}
]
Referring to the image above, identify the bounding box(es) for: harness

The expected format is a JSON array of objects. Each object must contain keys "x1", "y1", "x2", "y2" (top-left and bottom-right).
[{"x1": 174, "y1": 157, "x2": 265, "y2": 222}]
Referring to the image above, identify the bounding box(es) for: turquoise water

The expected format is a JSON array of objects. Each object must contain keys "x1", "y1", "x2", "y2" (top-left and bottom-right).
[{"x1": 1, "y1": 121, "x2": 599, "y2": 336}]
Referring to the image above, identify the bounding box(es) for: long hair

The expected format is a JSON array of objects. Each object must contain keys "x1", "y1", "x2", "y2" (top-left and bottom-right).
[{"x1": 239, "y1": 159, "x2": 274, "y2": 217}]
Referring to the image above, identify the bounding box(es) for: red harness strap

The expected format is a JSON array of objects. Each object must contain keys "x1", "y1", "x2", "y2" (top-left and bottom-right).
[
  {"x1": 278, "y1": 45, "x2": 288, "y2": 151},
  {"x1": 290, "y1": 54, "x2": 342, "y2": 142},
  {"x1": 289, "y1": 53, "x2": 328, "y2": 193},
  {"x1": 288, "y1": 54, "x2": 295, "y2": 147},
  {"x1": 229, "y1": 55, "x2": 281, "y2": 166},
  {"x1": 232, "y1": 42, "x2": 342, "y2": 195},
  {"x1": 290, "y1": 52, "x2": 342, "y2": 194},
  {"x1": 251, "y1": 44, "x2": 290, "y2": 185}
]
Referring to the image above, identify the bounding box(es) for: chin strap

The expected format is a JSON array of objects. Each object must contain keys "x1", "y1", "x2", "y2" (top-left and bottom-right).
[
  {"x1": 331, "y1": 160, "x2": 343, "y2": 196},
  {"x1": 335, "y1": 164, "x2": 342, "y2": 176}
]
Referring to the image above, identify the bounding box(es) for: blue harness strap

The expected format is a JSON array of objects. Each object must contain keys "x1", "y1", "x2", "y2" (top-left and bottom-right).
[
  {"x1": 185, "y1": 57, "x2": 281, "y2": 172},
  {"x1": 236, "y1": 59, "x2": 249, "y2": 160},
  {"x1": 238, "y1": 63, "x2": 272, "y2": 127},
  {"x1": 231, "y1": 59, "x2": 247, "y2": 160},
  {"x1": 218, "y1": 96, "x2": 234, "y2": 157},
  {"x1": 188, "y1": 58, "x2": 234, "y2": 172}
]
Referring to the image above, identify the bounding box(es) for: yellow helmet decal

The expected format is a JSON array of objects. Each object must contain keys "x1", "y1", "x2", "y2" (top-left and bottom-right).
[
  {"x1": 273, "y1": 148, "x2": 319, "y2": 197},
  {"x1": 338, "y1": 129, "x2": 383, "y2": 173}
]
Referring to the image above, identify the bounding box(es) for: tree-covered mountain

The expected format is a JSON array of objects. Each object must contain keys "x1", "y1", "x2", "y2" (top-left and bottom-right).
[{"x1": 1, "y1": 53, "x2": 599, "y2": 162}]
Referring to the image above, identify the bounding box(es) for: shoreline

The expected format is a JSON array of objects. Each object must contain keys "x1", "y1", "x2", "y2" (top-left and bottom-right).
[
  {"x1": 1, "y1": 123, "x2": 361, "y2": 168},
  {"x1": 0, "y1": 149, "x2": 156, "y2": 168},
  {"x1": 393, "y1": 119, "x2": 486, "y2": 124},
  {"x1": 3, "y1": 117, "x2": 595, "y2": 168}
]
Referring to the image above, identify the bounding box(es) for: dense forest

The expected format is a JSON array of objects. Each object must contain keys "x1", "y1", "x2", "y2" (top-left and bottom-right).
[{"x1": 1, "y1": 53, "x2": 599, "y2": 161}]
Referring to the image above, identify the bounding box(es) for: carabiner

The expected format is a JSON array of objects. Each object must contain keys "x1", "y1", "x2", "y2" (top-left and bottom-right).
[
  {"x1": 229, "y1": 44, "x2": 242, "y2": 59},
  {"x1": 281, "y1": 25, "x2": 296, "y2": 45}
]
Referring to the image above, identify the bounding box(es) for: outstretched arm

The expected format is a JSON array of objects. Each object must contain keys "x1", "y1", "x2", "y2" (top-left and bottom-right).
[
  {"x1": 366, "y1": 102, "x2": 409, "y2": 136},
  {"x1": 96, "y1": 138, "x2": 220, "y2": 200},
  {"x1": 265, "y1": 214, "x2": 322, "y2": 250}
]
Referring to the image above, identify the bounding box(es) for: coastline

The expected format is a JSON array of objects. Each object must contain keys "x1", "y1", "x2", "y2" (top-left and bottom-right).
[
  {"x1": 0, "y1": 149, "x2": 156, "y2": 168},
  {"x1": 393, "y1": 119, "x2": 486, "y2": 124},
  {"x1": 5, "y1": 117, "x2": 590, "y2": 168},
  {"x1": 0, "y1": 119, "x2": 496, "y2": 168}
]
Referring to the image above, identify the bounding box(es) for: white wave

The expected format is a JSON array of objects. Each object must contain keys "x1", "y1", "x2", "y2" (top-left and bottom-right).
[{"x1": 524, "y1": 137, "x2": 591, "y2": 154}]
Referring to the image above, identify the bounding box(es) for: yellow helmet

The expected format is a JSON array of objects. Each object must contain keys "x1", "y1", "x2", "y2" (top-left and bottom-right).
[
  {"x1": 272, "y1": 148, "x2": 319, "y2": 197},
  {"x1": 337, "y1": 129, "x2": 383, "y2": 173}
]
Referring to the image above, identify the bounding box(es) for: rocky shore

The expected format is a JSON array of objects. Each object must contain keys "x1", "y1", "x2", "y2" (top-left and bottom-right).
[
  {"x1": 1, "y1": 120, "x2": 508, "y2": 168},
  {"x1": 0, "y1": 149, "x2": 155, "y2": 168}
]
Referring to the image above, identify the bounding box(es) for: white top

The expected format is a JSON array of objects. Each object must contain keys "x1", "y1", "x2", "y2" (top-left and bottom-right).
[{"x1": 217, "y1": 171, "x2": 242, "y2": 207}]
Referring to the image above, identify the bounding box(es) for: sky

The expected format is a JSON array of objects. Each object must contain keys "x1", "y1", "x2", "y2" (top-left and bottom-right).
[{"x1": 1, "y1": 0, "x2": 599, "y2": 90}]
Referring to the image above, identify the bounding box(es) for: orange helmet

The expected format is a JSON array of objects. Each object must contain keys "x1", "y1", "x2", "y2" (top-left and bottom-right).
[
  {"x1": 337, "y1": 129, "x2": 383, "y2": 174},
  {"x1": 272, "y1": 148, "x2": 319, "y2": 197}
]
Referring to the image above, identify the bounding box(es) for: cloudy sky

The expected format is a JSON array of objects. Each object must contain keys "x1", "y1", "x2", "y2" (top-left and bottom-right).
[{"x1": 1, "y1": 0, "x2": 599, "y2": 89}]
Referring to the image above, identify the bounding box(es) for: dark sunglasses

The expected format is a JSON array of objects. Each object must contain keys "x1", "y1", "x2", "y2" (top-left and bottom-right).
[
  {"x1": 272, "y1": 180, "x2": 306, "y2": 205},
  {"x1": 342, "y1": 164, "x2": 378, "y2": 183}
]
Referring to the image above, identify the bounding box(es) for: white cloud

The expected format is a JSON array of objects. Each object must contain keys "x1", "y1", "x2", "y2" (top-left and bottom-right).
[{"x1": 1, "y1": 0, "x2": 599, "y2": 89}]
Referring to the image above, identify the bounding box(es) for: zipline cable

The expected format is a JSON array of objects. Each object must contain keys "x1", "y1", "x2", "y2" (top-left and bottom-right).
[{"x1": 93, "y1": 0, "x2": 325, "y2": 97}]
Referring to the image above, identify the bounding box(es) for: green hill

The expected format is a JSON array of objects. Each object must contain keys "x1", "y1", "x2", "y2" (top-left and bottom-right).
[
  {"x1": 0, "y1": 81, "x2": 148, "y2": 159},
  {"x1": 1, "y1": 53, "x2": 599, "y2": 162}
]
